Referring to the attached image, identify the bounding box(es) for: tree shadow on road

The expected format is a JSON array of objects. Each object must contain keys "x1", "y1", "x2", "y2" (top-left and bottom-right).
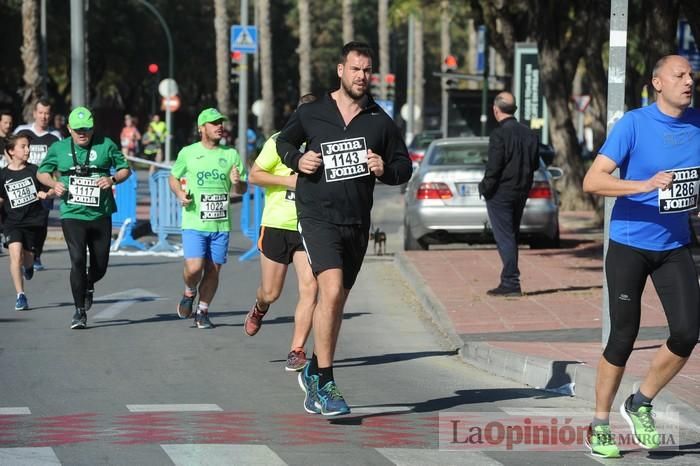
[
  {"x1": 217, "y1": 311, "x2": 370, "y2": 328},
  {"x1": 333, "y1": 350, "x2": 459, "y2": 367}
]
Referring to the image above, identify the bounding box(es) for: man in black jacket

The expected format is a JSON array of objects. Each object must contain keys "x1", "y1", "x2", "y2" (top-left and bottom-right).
[
  {"x1": 478, "y1": 91, "x2": 539, "y2": 297},
  {"x1": 277, "y1": 41, "x2": 411, "y2": 416}
]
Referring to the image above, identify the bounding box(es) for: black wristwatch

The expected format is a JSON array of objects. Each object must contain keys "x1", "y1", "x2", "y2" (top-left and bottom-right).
[{"x1": 111, "y1": 176, "x2": 118, "y2": 185}]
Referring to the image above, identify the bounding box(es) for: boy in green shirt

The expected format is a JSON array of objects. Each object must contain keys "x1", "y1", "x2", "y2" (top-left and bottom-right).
[{"x1": 169, "y1": 108, "x2": 247, "y2": 329}]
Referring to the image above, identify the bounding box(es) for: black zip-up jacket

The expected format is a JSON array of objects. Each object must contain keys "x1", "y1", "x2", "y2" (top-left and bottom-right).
[
  {"x1": 478, "y1": 116, "x2": 539, "y2": 200},
  {"x1": 277, "y1": 92, "x2": 412, "y2": 225}
]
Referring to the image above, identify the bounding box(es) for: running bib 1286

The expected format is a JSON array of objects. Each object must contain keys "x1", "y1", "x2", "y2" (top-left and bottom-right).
[
  {"x1": 199, "y1": 193, "x2": 229, "y2": 221},
  {"x1": 68, "y1": 176, "x2": 100, "y2": 206},
  {"x1": 5, "y1": 177, "x2": 38, "y2": 209},
  {"x1": 320, "y1": 137, "x2": 370, "y2": 183},
  {"x1": 658, "y1": 166, "x2": 700, "y2": 214}
]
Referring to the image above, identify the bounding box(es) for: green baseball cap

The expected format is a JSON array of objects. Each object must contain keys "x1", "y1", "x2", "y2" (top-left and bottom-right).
[
  {"x1": 68, "y1": 106, "x2": 94, "y2": 129},
  {"x1": 197, "y1": 108, "x2": 227, "y2": 126}
]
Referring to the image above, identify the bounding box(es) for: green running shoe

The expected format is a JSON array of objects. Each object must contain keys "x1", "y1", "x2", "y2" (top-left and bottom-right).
[
  {"x1": 585, "y1": 424, "x2": 621, "y2": 458},
  {"x1": 620, "y1": 395, "x2": 660, "y2": 449}
]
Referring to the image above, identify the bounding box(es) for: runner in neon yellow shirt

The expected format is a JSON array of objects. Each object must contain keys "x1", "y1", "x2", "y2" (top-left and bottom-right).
[
  {"x1": 245, "y1": 94, "x2": 317, "y2": 372},
  {"x1": 169, "y1": 108, "x2": 247, "y2": 329}
]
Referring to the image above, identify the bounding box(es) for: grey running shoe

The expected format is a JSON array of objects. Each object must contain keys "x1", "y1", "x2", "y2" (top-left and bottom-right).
[
  {"x1": 195, "y1": 311, "x2": 214, "y2": 329},
  {"x1": 177, "y1": 293, "x2": 196, "y2": 319},
  {"x1": 71, "y1": 308, "x2": 87, "y2": 329}
]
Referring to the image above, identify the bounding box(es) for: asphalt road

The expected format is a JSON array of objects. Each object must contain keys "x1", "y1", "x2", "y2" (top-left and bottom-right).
[{"x1": 0, "y1": 184, "x2": 698, "y2": 465}]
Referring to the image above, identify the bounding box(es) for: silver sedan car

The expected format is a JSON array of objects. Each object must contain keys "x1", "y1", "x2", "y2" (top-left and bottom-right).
[{"x1": 403, "y1": 137, "x2": 562, "y2": 250}]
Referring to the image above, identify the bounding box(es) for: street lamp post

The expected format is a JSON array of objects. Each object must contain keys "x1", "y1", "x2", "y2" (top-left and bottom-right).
[{"x1": 135, "y1": 0, "x2": 175, "y2": 164}]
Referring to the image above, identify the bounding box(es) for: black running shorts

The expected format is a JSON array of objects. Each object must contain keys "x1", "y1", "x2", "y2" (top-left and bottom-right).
[
  {"x1": 298, "y1": 217, "x2": 369, "y2": 290},
  {"x1": 258, "y1": 226, "x2": 304, "y2": 265},
  {"x1": 4, "y1": 225, "x2": 43, "y2": 252}
]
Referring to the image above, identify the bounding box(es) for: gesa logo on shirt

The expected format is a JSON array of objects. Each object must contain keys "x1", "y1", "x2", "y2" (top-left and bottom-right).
[{"x1": 196, "y1": 169, "x2": 227, "y2": 186}]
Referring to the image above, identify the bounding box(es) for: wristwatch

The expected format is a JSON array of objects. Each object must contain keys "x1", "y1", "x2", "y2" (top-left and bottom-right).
[{"x1": 111, "y1": 176, "x2": 118, "y2": 185}]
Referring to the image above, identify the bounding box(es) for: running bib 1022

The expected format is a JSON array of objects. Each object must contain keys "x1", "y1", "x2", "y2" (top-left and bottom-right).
[
  {"x1": 5, "y1": 177, "x2": 38, "y2": 209},
  {"x1": 320, "y1": 137, "x2": 370, "y2": 183},
  {"x1": 199, "y1": 193, "x2": 229, "y2": 221},
  {"x1": 68, "y1": 176, "x2": 100, "y2": 206},
  {"x1": 658, "y1": 166, "x2": 700, "y2": 214}
]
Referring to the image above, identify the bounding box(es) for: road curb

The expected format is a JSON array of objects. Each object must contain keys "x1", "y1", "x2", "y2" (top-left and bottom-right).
[{"x1": 394, "y1": 251, "x2": 700, "y2": 433}]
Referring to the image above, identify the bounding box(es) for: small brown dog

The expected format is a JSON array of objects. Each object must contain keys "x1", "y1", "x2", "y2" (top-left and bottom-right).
[{"x1": 371, "y1": 227, "x2": 387, "y2": 256}]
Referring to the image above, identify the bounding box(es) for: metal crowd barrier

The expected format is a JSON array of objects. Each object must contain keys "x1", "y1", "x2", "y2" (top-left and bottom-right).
[
  {"x1": 239, "y1": 185, "x2": 264, "y2": 261},
  {"x1": 111, "y1": 169, "x2": 146, "y2": 250},
  {"x1": 149, "y1": 169, "x2": 182, "y2": 252}
]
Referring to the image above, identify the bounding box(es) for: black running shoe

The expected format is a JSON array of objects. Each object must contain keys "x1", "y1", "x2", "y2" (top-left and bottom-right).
[
  {"x1": 85, "y1": 288, "x2": 94, "y2": 312},
  {"x1": 71, "y1": 308, "x2": 87, "y2": 329}
]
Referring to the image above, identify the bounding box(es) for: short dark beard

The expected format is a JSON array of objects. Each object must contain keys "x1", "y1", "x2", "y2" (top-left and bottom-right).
[{"x1": 341, "y1": 79, "x2": 365, "y2": 101}]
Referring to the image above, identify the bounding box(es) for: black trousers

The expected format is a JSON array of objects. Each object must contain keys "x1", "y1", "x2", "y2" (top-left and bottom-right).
[
  {"x1": 61, "y1": 217, "x2": 112, "y2": 309},
  {"x1": 486, "y1": 192, "x2": 528, "y2": 289}
]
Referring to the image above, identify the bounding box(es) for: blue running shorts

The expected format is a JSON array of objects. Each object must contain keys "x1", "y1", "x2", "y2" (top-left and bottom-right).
[{"x1": 182, "y1": 229, "x2": 230, "y2": 265}]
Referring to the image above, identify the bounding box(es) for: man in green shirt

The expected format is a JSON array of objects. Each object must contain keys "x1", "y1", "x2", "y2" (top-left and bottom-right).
[
  {"x1": 169, "y1": 108, "x2": 247, "y2": 329},
  {"x1": 37, "y1": 106, "x2": 131, "y2": 329}
]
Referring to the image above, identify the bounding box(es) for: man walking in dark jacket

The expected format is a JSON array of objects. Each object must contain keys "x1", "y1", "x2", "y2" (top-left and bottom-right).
[
  {"x1": 277, "y1": 41, "x2": 412, "y2": 416},
  {"x1": 478, "y1": 91, "x2": 539, "y2": 297}
]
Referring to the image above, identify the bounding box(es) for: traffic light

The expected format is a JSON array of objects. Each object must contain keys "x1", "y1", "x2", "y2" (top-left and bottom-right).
[
  {"x1": 443, "y1": 55, "x2": 458, "y2": 89},
  {"x1": 370, "y1": 73, "x2": 381, "y2": 99},
  {"x1": 385, "y1": 73, "x2": 395, "y2": 101},
  {"x1": 148, "y1": 63, "x2": 159, "y2": 75},
  {"x1": 230, "y1": 51, "x2": 242, "y2": 85}
]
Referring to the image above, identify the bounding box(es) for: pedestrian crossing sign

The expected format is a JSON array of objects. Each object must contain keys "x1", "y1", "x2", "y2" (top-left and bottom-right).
[{"x1": 230, "y1": 25, "x2": 257, "y2": 54}]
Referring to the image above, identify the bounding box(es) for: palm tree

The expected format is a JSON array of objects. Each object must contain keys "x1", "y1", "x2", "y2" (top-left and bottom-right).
[
  {"x1": 259, "y1": 0, "x2": 274, "y2": 135},
  {"x1": 440, "y1": 0, "x2": 450, "y2": 137},
  {"x1": 21, "y1": 0, "x2": 40, "y2": 122},
  {"x1": 213, "y1": 0, "x2": 230, "y2": 117},
  {"x1": 378, "y1": 0, "x2": 389, "y2": 100},
  {"x1": 414, "y1": 12, "x2": 424, "y2": 133},
  {"x1": 298, "y1": 0, "x2": 311, "y2": 96},
  {"x1": 342, "y1": 0, "x2": 354, "y2": 44}
]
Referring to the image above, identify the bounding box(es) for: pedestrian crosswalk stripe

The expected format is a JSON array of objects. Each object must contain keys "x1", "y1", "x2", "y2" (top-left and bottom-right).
[
  {"x1": 92, "y1": 288, "x2": 161, "y2": 320},
  {"x1": 377, "y1": 448, "x2": 503, "y2": 465},
  {"x1": 126, "y1": 404, "x2": 222, "y2": 412},
  {"x1": 0, "y1": 447, "x2": 61, "y2": 465},
  {"x1": 161, "y1": 444, "x2": 285, "y2": 466},
  {"x1": 0, "y1": 407, "x2": 30, "y2": 415}
]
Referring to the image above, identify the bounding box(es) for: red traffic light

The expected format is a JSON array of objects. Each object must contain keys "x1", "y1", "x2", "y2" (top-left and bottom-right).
[
  {"x1": 230, "y1": 50, "x2": 242, "y2": 61},
  {"x1": 444, "y1": 55, "x2": 458, "y2": 70},
  {"x1": 148, "y1": 63, "x2": 159, "y2": 74}
]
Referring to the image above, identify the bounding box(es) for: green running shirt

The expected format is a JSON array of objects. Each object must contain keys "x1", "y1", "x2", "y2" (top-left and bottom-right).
[{"x1": 256, "y1": 134, "x2": 298, "y2": 231}]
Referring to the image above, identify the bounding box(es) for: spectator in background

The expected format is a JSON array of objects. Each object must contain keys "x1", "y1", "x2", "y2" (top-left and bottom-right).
[
  {"x1": 53, "y1": 113, "x2": 69, "y2": 139},
  {"x1": 0, "y1": 110, "x2": 13, "y2": 162},
  {"x1": 120, "y1": 114, "x2": 141, "y2": 158},
  {"x1": 145, "y1": 113, "x2": 166, "y2": 174}
]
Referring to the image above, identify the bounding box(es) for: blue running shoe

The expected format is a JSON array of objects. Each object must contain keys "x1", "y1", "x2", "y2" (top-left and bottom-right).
[
  {"x1": 316, "y1": 380, "x2": 351, "y2": 416},
  {"x1": 15, "y1": 293, "x2": 28, "y2": 311},
  {"x1": 33, "y1": 258, "x2": 45, "y2": 271},
  {"x1": 22, "y1": 266, "x2": 34, "y2": 281},
  {"x1": 297, "y1": 363, "x2": 321, "y2": 414}
]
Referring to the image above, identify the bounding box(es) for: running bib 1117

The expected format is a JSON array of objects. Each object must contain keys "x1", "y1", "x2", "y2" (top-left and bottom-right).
[
  {"x1": 5, "y1": 177, "x2": 38, "y2": 209},
  {"x1": 68, "y1": 176, "x2": 100, "y2": 206},
  {"x1": 199, "y1": 193, "x2": 228, "y2": 221},
  {"x1": 658, "y1": 166, "x2": 700, "y2": 214},
  {"x1": 320, "y1": 137, "x2": 370, "y2": 183}
]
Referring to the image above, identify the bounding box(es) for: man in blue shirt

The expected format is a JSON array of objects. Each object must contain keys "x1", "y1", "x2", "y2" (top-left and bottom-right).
[{"x1": 582, "y1": 54, "x2": 700, "y2": 458}]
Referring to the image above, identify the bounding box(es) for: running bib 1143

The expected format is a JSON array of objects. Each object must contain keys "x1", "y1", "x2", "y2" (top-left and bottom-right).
[
  {"x1": 5, "y1": 177, "x2": 38, "y2": 209},
  {"x1": 68, "y1": 176, "x2": 100, "y2": 206},
  {"x1": 320, "y1": 137, "x2": 370, "y2": 183},
  {"x1": 199, "y1": 193, "x2": 228, "y2": 221},
  {"x1": 658, "y1": 166, "x2": 700, "y2": 214}
]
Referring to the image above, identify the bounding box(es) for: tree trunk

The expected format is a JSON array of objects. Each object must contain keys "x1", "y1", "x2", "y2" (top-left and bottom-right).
[
  {"x1": 378, "y1": 0, "x2": 389, "y2": 100},
  {"x1": 298, "y1": 0, "x2": 311, "y2": 96},
  {"x1": 414, "y1": 12, "x2": 424, "y2": 133},
  {"x1": 21, "y1": 0, "x2": 40, "y2": 122},
  {"x1": 342, "y1": 0, "x2": 354, "y2": 44},
  {"x1": 441, "y1": 0, "x2": 450, "y2": 136},
  {"x1": 259, "y1": 0, "x2": 274, "y2": 136},
  {"x1": 214, "y1": 0, "x2": 231, "y2": 117}
]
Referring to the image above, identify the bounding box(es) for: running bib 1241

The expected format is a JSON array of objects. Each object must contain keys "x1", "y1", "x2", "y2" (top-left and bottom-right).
[
  {"x1": 5, "y1": 177, "x2": 38, "y2": 209},
  {"x1": 199, "y1": 193, "x2": 229, "y2": 221},
  {"x1": 68, "y1": 176, "x2": 100, "y2": 206},
  {"x1": 320, "y1": 137, "x2": 370, "y2": 183},
  {"x1": 658, "y1": 166, "x2": 700, "y2": 214}
]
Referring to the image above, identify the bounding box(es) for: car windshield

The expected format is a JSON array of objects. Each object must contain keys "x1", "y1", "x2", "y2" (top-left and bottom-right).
[
  {"x1": 428, "y1": 144, "x2": 489, "y2": 166},
  {"x1": 410, "y1": 133, "x2": 441, "y2": 149}
]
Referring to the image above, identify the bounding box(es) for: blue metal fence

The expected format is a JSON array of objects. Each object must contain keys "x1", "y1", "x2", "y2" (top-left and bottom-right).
[
  {"x1": 239, "y1": 185, "x2": 264, "y2": 261},
  {"x1": 111, "y1": 169, "x2": 146, "y2": 250},
  {"x1": 149, "y1": 169, "x2": 182, "y2": 252}
]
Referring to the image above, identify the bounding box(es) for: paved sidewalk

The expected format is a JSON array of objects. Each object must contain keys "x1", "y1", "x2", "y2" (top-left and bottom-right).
[{"x1": 396, "y1": 211, "x2": 700, "y2": 430}]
